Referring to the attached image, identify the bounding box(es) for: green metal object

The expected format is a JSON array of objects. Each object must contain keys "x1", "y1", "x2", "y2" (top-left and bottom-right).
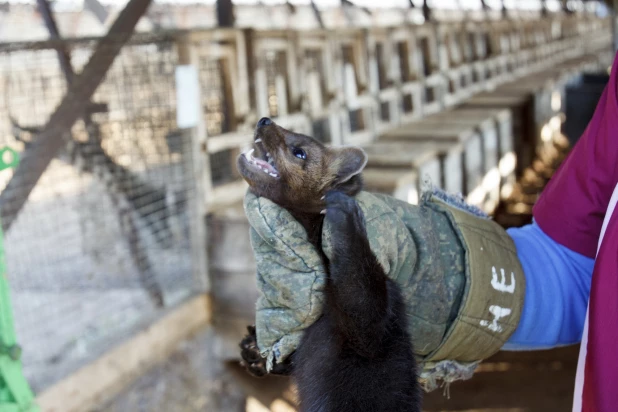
[
  {"x1": 0, "y1": 148, "x2": 39, "y2": 412},
  {"x1": 0, "y1": 148, "x2": 19, "y2": 171}
]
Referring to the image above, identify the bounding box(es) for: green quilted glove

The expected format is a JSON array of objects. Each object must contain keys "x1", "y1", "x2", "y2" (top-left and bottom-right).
[{"x1": 244, "y1": 187, "x2": 525, "y2": 391}]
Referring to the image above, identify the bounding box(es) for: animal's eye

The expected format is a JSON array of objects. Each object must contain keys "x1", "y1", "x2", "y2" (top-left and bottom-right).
[{"x1": 292, "y1": 148, "x2": 307, "y2": 160}]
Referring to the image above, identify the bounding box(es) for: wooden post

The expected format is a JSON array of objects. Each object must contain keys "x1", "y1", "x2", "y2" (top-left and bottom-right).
[
  {"x1": 423, "y1": 0, "x2": 431, "y2": 22},
  {"x1": 36, "y1": 0, "x2": 74, "y2": 84},
  {"x1": 216, "y1": 0, "x2": 235, "y2": 27},
  {"x1": 541, "y1": 0, "x2": 548, "y2": 17},
  {"x1": 0, "y1": 0, "x2": 153, "y2": 232},
  {"x1": 560, "y1": 0, "x2": 572, "y2": 14},
  {"x1": 311, "y1": 1, "x2": 325, "y2": 29},
  {"x1": 176, "y1": 34, "x2": 210, "y2": 293}
]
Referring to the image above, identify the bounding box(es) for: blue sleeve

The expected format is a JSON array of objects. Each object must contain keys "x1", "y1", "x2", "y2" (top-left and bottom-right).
[{"x1": 502, "y1": 220, "x2": 594, "y2": 350}]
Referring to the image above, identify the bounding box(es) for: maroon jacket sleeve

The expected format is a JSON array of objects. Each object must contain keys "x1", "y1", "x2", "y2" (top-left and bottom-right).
[{"x1": 533, "y1": 54, "x2": 618, "y2": 259}]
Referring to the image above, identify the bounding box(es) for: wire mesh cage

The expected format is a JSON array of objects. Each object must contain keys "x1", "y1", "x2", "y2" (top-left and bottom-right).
[
  {"x1": 198, "y1": 55, "x2": 239, "y2": 187},
  {"x1": 0, "y1": 34, "x2": 202, "y2": 393}
]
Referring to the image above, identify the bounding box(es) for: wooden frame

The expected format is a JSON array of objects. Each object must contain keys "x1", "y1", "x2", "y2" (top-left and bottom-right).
[
  {"x1": 175, "y1": 33, "x2": 211, "y2": 291},
  {"x1": 485, "y1": 20, "x2": 516, "y2": 86},
  {"x1": 367, "y1": 27, "x2": 401, "y2": 137},
  {"x1": 331, "y1": 28, "x2": 375, "y2": 146},
  {"x1": 391, "y1": 26, "x2": 423, "y2": 125},
  {"x1": 455, "y1": 23, "x2": 481, "y2": 94},
  {"x1": 251, "y1": 30, "x2": 305, "y2": 131},
  {"x1": 297, "y1": 30, "x2": 341, "y2": 145},
  {"x1": 159, "y1": 12, "x2": 612, "y2": 215},
  {"x1": 437, "y1": 21, "x2": 475, "y2": 107},
  {"x1": 180, "y1": 30, "x2": 253, "y2": 212},
  {"x1": 463, "y1": 21, "x2": 494, "y2": 92},
  {"x1": 414, "y1": 23, "x2": 444, "y2": 116},
  {"x1": 190, "y1": 30, "x2": 251, "y2": 129}
]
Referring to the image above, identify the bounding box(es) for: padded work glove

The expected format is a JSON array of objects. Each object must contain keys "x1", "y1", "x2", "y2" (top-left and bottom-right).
[{"x1": 244, "y1": 187, "x2": 525, "y2": 390}]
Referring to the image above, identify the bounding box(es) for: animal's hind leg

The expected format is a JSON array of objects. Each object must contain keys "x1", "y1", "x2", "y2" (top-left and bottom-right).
[{"x1": 323, "y1": 191, "x2": 391, "y2": 358}]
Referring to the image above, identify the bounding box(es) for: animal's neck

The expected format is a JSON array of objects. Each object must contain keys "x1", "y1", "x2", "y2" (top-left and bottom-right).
[{"x1": 290, "y1": 210, "x2": 325, "y2": 249}]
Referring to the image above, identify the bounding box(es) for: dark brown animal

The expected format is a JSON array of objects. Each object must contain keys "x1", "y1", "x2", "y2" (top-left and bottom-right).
[{"x1": 237, "y1": 117, "x2": 421, "y2": 412}]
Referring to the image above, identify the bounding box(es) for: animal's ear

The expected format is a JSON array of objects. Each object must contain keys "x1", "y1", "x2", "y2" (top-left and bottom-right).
[{"x1": 331, "y1": 147, "x2": 368, "y2": 184}]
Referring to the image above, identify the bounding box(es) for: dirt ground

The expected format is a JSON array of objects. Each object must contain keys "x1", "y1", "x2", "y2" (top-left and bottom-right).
[{"x1": 97, "y1": 325, "x2": 579, "y2": 412}]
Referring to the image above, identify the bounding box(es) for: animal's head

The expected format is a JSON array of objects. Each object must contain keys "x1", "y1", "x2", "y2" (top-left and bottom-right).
[{"x1": 237, "y1": 117, "x2": 368, "y2": 214}]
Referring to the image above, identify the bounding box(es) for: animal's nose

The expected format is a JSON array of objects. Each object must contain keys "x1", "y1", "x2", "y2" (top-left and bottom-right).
[{"x1": 257, "y1": 117, "x2": 273, "y2": 127}]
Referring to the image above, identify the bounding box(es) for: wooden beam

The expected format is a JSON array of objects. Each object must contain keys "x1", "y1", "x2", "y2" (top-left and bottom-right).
[
  {"x1": 540, "y1": 0, "x2": 548, "y2": 17},
  {"x1": 310, "y1": 0, "x2": 325, "y2": 29},
  {"x1": 36, "y1": 0, "x2": 74, "y2": 84},
  {"x1": 479, "y1": 0, "x2": 491, "y2": 20},
  {"x1": 175, "y1": 34, "x2": 211, "y2": 292},
  {"x1": 216, "y1": 0, "x2": 235, "y2": 27},
  {"x1": 36, "y1": 294, "x2": 212, "y2": 412},
  {"x1": 26, "y1": 4, "x2": 105, "y2": 120},
  {"x1": 0, "y1": 0, "x2": 153, "y2": 232},
  {"x1": 422, "y1": 0, "x2": 431, "y2": 22},
  {"x1": 341, "y1": 0, "x2": 372, "y2": 16}
]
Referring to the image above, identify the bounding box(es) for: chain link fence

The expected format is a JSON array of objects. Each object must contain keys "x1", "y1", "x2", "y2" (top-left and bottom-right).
[{"x1": 0, "y1": 33, "x2": 203, "y2": 393}]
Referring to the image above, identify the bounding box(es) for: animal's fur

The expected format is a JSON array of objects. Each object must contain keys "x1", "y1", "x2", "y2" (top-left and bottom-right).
[{"x1": 237, "y1": 118, "x2": 422, "y2": 412}]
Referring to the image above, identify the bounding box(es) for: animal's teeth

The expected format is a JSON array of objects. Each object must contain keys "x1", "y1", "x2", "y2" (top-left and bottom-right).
[
  {"x1": 269, "y1": 172, "x2": 278, "y2": 177},
  {"x1": 320, "y1": 195, "x2": 325, "y2": 200},
  {"x1": 244, "y1": 148, "x2": 255, "y2": 160},
  {"x1": 320, "y1": 209, "x2": 327, "y2": 214},
  {"x1": 255, "y1": 138, "x2": 262, "y2": 143}
]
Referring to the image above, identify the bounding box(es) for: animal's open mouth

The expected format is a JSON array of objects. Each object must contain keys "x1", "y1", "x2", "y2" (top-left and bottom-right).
[{"x1": 242, "y1": 138, "x2": 279, "y2": 178}]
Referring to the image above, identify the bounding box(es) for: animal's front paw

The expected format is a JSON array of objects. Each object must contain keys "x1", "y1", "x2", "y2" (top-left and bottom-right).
[
  {"x1": 239, "y1": 325, "x2": 268, "y2": 377},
  {"x1": 324, "y1": 191, "x2": 367, "y2": 240}
]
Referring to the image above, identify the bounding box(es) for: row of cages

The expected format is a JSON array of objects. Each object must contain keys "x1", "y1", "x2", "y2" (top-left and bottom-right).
[
  {"x1": 357, "y1": 48, "x2": 614, "y2": 216},
  {"x1": 0, "y1": 12, "x2": 610, "y2": 217},
  {"x1": 173, "y1": 12, "x2": 610, "y2": 211}
]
